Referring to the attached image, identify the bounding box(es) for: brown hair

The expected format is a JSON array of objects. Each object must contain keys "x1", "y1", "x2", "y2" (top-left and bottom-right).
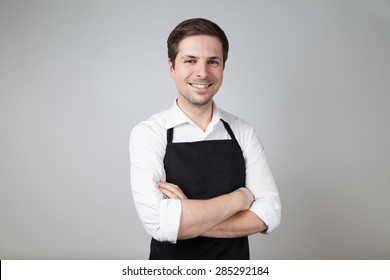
[{"x1": 167, "y1": 18, "x2": 229, "y2": 69}]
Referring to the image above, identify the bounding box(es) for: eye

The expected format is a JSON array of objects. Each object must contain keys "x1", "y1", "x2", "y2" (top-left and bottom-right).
[
  {"x1": 208, "y1": 60, "x2": 219, "y2": 66},
  {"x1": 184, "y1": 59, "x2": 196, "y2": 64}
]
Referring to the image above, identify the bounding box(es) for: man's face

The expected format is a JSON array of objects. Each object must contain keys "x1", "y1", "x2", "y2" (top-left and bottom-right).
[{"x1": 169, "y1": 35, "x2": 224, "y2": 108}]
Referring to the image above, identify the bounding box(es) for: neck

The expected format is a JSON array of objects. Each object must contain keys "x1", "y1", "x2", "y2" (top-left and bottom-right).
[{"x1": 177, "y1": 98, "x2": 213, "y2": 131}]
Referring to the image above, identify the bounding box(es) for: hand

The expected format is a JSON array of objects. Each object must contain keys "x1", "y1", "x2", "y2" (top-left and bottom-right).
[
  {"x1": 235, "y1": 187, "x2": 255, "y2": 211},
  {"x1": 158, "y1": 180, "x2": 188, "y2": 200}
]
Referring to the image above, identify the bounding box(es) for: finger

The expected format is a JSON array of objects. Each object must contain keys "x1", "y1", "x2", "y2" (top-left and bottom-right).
[
  {"x1": 158, "y1": 181, "x2": 180, "y2": 193},
  {"x1": 158, "y1": 181, "x2": 187, "y2": 200},
  {"x1": 159, "y1": 187, "x2": 178, "y2": 199},
  {"x1": 158, "y1": 180, "x2": 178, "y2": 189}
]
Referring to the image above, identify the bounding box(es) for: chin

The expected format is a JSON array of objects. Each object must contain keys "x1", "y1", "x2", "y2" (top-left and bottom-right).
[{"x1": 190, "y1": 96, "x2": 214, "y2": 107}]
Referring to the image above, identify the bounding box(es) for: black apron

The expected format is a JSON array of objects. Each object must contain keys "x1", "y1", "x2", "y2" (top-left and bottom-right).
[{"x1": 150, "y1": 119, "x2": 249, "y2": 260}]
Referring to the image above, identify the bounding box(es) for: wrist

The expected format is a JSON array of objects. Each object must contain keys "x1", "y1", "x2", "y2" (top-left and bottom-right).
[{"x1": 231, "y1": 188, "x2": 248, "y2": 212}]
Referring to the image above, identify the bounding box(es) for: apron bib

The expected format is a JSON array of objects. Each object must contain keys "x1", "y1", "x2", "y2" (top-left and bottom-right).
[{"x1": 150, "y1": 119, "x2": 249, "y2": 259}]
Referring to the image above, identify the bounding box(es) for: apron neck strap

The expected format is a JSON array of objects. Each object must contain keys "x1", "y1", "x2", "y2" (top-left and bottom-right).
[
  {"x1": 167, "y1": 127, "x2": 174, "y2": 143},
  {"x1": 220, "y1": 119, "x2": 238, "y2": 142}
]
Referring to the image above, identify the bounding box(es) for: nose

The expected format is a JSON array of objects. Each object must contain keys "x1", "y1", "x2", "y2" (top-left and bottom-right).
[{"x1": 194, "y1": 61, "x2": 208, "y2": 78}]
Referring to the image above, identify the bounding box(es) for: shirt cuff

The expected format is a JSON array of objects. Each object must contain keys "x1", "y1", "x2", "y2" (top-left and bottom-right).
[
  {"x1": 159, "y1": 199, "x2": 182, "y2": 243},
  {"x1": 249, "y1": 200, "x2": 281, "y2": 234}
]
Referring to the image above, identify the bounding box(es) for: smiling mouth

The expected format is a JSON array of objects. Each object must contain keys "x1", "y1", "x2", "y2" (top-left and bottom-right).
[{"x1": 188, "y1": 83, "x2": 213, "y2": 89}]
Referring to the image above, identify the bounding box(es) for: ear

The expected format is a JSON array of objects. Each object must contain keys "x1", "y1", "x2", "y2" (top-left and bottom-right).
[{"x1": 168, "y1": 58, "x2": 175, "y2": 78}]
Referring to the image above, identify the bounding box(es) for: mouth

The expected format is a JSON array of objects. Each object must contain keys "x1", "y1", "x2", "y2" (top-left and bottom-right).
[{"x1": 188, "y1": 83, "x2": 213, "y2": 90}]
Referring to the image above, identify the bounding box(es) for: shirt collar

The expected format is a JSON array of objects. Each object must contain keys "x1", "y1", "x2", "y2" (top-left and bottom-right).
[{"x1": 166, "y1": 99, "x2": 221, "y2": 130}]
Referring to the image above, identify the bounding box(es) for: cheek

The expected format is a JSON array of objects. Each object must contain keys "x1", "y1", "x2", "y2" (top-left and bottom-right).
[
  {"x1": 211, "y1": 68, "x2": 223, "y2": 78},
  {"x1": 214, "y1": 71, "x2": 223, "y2": 84},
  {"x1": 176, "y1": 69, "x2": 192, "y2": 81}
]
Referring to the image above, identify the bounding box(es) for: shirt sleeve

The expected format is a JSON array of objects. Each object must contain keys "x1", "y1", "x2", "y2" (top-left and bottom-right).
[
  {"x1": 242, "y1": 123, "x2": 282, "y2": 233},
  {"x1": 129, "y1": 122, "x2": 182, "y2": 243}
]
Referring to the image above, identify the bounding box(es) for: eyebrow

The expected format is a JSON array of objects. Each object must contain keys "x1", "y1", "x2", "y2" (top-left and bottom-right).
[{"x1": 181, "y1": 55, "x2": 222, "y2": 60}]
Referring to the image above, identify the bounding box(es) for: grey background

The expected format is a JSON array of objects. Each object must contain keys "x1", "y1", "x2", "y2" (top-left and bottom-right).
[{"x1": 1, "y1": 0, "x2": 389, "y2": 259}]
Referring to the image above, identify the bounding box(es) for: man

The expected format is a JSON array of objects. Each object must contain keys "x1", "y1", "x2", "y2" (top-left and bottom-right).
[{"x1": 130, "y1": 18, "x2": 281, "y2": 260}]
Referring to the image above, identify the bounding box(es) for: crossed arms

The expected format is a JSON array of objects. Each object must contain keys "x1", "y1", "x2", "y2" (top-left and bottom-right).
[{"x1": 158, "y1": 181, "x2": 268, "y2": 240}]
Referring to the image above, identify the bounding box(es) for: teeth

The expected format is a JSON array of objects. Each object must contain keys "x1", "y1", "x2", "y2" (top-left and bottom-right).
[{"x1": 191, "y1": 83, "x2": 208, "y2": 88}]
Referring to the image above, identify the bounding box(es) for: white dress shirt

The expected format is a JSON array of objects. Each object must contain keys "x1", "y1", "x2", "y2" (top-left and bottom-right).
[{"x1": 129, "y1": 100, "x2": 281, "y2": 243}]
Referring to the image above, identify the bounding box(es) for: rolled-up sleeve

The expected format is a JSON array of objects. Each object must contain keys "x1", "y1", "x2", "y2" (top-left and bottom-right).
[
  {"x1": 130, "y1": 122, "x2": 182, "y2": 243},
  {"x1": 242, "y1": 124, "x2": 281, "y2": 234}
]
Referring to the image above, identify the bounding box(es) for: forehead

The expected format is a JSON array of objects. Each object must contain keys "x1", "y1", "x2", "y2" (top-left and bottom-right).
[{"x1": 177, "y1": 35, "x2": 223, "y2": 57}]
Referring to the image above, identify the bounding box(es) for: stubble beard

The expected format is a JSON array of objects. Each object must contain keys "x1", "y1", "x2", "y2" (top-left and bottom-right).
[
  {"x1": 180, "y1": 89, "x2": 216, "y2": 108},
  {"x1": 181, "y1": 76, "x2": 219, "y2": 107},
  {"x1": 182, "y1": 81, "x2": 218, "y2": 108}
]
